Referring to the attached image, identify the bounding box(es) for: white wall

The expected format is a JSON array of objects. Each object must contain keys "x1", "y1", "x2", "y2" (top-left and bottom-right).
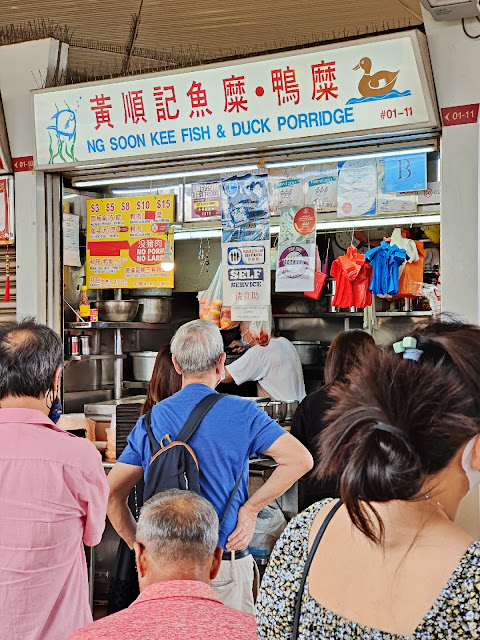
[
  {"x1": 0, "y1": 38, "x2": 65, "y2": 323},
  {"x1": 423, "y1": 10, "x2": 480, "y2": 323},
  {"x1": 423, "y1": 9, "x2": 480, "y2": 536}
]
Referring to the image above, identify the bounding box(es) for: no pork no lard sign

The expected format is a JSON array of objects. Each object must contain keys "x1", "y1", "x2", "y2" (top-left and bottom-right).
[{"x1": 33, "y1": 31, "x2": 437, "y2": 168}]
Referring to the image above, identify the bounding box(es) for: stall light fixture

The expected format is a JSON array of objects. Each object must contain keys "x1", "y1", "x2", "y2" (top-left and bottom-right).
[
  {"x1": 265, "y1": 146, "x2": 436, "y2": 169},
  {"x1": 111, "y1": 187, "x2": 180, "y2": 196},
  {"x1": 174, "y1": 214, "x2": 440, "y2": 240},
  {"x1": 160, "y1": 240, "x2": 175, "y2": 272},
  {"x1": 73, "y1": 164, "x2": 259, "y2": 188},
  {"x1": 63, "y1": 193, "x2": 79, "y2": 199}
]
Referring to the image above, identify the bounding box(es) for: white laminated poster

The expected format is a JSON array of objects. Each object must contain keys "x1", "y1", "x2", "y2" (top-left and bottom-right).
[
  {"x1": 231, "y1": 305, "x2": 269, "y2": 321},
  {"x1": 304, "y1": 162, "x2": 338, "y2": 211},
  {"x1": 417, "y1": 181, "x2": 441, "y2": 205},
  {"x1": 276, "y1": 242, "x2": 315, "y2": 292},
  {"x1": 279, "y1": 206, "x2": 316, "y2": 245},
  {"x1": 268, "y1": 168, "x2": 304, "y2": 214},
  {"x1": 221, "y1": 173, "x2": 269, "y2": 243},
  {"x1": 63, "y1": 213, "x2": 81, "y2": 267},
  {"x1": 337, "y1": 158, "x2": 377, "y2": 217},
  {"x1": 376, "y1": 159, "x2": 417, "y2": 213},
  {"x1": 222, "y1": 240, "x2": 270, "y2": 307}
]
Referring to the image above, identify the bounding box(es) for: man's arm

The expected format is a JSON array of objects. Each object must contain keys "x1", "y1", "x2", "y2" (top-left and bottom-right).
[
  {"x1": 226, "y1": 433, "x2": 313, "y2": 550},
  {"x1": 223, "y1": 366, "x2": 234, "y2": 384},
  {"x1": 107, "y1": 462, "x2": 144, "y2": 549}
]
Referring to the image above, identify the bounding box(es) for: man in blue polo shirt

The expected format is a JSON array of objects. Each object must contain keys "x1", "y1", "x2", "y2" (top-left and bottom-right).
[{"x1": 107, "y1": 319, "x2": 312, "y2": 615}]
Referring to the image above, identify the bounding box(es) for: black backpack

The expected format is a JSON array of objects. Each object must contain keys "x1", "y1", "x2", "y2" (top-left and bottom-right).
[{"x1": 143, "y1": 393, "x2": 243, "y2": 529}]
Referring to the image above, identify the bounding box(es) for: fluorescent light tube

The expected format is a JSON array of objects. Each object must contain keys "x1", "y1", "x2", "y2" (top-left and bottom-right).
[
  {"x1": 266, "y1": 146, "x2": 435, "y2": 169},
  {"x1": 315, "y1": 214, "x2": 440, "y2": 231},
  {"x1": 73, "y1": 164, "x2": 259, "y2": 188}
]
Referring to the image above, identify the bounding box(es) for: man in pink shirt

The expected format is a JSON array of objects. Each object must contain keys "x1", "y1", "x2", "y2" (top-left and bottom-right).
[
  {"x1": 0, "y1": 321, "x2": 109, "y2": 640},
  {"x1": 69, "y1": 490, "x2": 257, "y2": 640}
]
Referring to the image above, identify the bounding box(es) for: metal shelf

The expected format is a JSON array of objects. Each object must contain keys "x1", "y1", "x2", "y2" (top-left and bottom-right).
[
  {"x1": 66, "y1": 321, "x2": 170, "y2": 330},
  {"x1": 65, "y1": 354, "x2": 127, "y2": 362},
  {"x1": 273, "y1": 311, "x2": 433, "y2": 318},
  {"x1": 123, "y1": 380, "x2": 149, "y2": 389}
]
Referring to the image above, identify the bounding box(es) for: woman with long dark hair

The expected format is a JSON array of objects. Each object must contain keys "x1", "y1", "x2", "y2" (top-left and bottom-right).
[
  {"x1": 107, "y1": 345, "x2": 181, "y2": 613},
  {"x1": 258, "y1": 322, "x2": 480, "y2": 639},
  {"x1": 291, "y1": 329, "x2": 376, "y2": 509}
]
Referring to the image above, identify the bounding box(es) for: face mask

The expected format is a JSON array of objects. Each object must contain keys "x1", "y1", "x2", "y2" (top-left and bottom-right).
[
  {"x1": 461, "y1": 436, "x2": 480, "y2": 492},
  {"x1": 49, "y1": 396, "x2": 62, "y2": 424},
  {"x1": 240, "y1": 333, "x2": 251, "y2": 349}
]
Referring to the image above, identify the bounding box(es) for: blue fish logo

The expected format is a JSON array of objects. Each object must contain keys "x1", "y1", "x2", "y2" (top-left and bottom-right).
[{"x1": 47, "y1": 104, "x2": 78, "y2": 163}]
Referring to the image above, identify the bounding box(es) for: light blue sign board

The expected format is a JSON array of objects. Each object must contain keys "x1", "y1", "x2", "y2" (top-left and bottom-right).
[{"x1": 384, "y1": 153, "x2": 427, "y2": 193}]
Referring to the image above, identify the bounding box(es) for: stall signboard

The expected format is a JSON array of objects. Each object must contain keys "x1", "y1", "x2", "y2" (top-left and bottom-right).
[
  {"x1": 86, "y1": 195, "x2": 174, "y2": 289},
  {"x1": 33, "y1": 31, "x2": 438, "y2": 169},
  {"x1": 191, "y1": 181, "x2": 221, "y2": 219},
  {"x1": 222, "y1": 241, "x2": 270, "y2": 308}
]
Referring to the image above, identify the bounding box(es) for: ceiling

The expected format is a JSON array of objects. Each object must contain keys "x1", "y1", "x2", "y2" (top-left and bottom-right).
[{"x1": 0, "y1": 0, "x2": 423, "y2": 83}]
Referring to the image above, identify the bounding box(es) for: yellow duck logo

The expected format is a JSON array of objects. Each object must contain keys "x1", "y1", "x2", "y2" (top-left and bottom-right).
[{"x1": 353, "y1": 57, "x2": 399, "y2": 98}]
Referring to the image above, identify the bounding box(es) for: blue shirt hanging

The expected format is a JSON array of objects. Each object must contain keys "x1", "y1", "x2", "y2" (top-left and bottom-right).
[{"x1": 365, "y1": 241, "x2": 407, "y2": 297}]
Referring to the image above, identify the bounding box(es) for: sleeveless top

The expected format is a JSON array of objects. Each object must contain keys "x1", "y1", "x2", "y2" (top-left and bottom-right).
[{"x1": 256, "y1": 499, "x2": 480, "y2": 639}]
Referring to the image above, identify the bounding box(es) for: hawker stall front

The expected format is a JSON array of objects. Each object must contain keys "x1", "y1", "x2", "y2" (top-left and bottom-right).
[{"x1": 32, "y1": 28, "x2": 441, "y2": 609}]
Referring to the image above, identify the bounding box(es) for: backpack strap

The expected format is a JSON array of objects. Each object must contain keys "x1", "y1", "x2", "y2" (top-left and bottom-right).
[
  {"x1": 291, "y1": 499, "x2": 343, "y2": 640},
  {"x1": 143, "y1": 410, "x2": 160, "y2": 456},
  {"x1": 219, "y1": 471, "x2": 244, "y2": 531},
  {"x1": 176, "y1": 393, "x2": 225, "y2": 443},
  {"x1": 144, "y1": 393, "x2": 225, "y2": 456}
]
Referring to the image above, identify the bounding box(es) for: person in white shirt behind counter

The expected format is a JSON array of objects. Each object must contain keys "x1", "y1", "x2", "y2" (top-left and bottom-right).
[{"x1": 223, "y1": 321, "x2": 306, "y2": 402}]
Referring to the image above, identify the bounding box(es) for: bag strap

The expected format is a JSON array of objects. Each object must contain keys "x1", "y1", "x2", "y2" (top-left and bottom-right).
[
  {"x1": 144, "y1": 393, "x2": 226, "y2": 456},
  {"x1": 219, "y1": 471, "x2": 244, "y2": 531},
  {"x1": 291, "y1": 499, "x2": 343, "y2": 640},
  {"x1": 143, "y1": 410, "x2": 158, "y2": 455},
  {"x1": 176, "y1": 393, "x2": 225, "y2": 443}
]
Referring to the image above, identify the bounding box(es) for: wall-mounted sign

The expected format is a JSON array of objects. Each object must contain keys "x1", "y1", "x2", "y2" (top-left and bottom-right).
[
  {"x1": 191, "y1": 181, "x2": 221, "y2": 219},
  {"x1": 86, "y1": 195, "x2": 174, "y2": 289},
  {"x1": 33, "y1": 31, "x2": 438, "y2": 169},
  {"x1": 384, "y1": 152, "x2": 426, "y2": 192},
  {"x1": 441, "y1": 104, "x2": 479, "y2": 127},
  {"x1": 222, "y1": 240, "x2": 270, "y2": 307}
]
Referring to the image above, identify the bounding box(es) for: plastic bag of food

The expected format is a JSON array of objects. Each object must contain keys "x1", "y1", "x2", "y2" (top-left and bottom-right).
[
  {"x1": 198, "y1": 265, "x2": 238, "y2": 330},
  {"x1": 243, "y1": 308, "x2": 272, "y2": 346}
]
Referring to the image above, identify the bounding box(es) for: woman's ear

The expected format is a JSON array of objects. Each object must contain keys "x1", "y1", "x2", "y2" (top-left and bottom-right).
[{"x1": 472, "y1": 435, "x2": 480, "y2": 471}]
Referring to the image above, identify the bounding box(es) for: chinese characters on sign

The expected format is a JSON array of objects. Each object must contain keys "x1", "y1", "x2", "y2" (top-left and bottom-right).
[
  {"x1": 86, "y1": 195, "x2": 174, "y2": 289},
  {"x1": 34, "y1": 32, "x2": 437, "y2": 167}
]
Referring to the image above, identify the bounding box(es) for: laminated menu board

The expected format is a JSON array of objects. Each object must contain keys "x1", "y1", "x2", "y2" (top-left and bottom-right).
[
  {"x1": 303, "y1": 162, "x2": 338, "y2": 211},
  {"x1": 221, "y1": 174, "x2": 269, "y2": 243},
  {"x1": 86, "y1": 195, "x2": 174, "y2": 289},
  {"x1": 377, "y1": 159, "x2": 417, "y2": 213},
  {"x1": 337, "y1": 158, "x2": 377, "y2": 217},
  {"x1": 268, "y1": 168, "x2": 304, "y2": 214},
  {"x1": 191, "y1": 181, "x2": 222, "y2": 219}
]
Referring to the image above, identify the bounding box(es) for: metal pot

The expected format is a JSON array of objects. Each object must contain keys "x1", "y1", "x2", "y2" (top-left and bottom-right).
[
  {"x1": 96, "y1": 300, "x2": 139, "y2": 322},
  {"x1": 135, "y1": 297, "x2": 172, "y2": 324},
  {"x1": 284, "y1": 400, "x2": 299, "y2": 422},
  {"x1": 130, "y1": 351, "x2": 158, "y2": 381},
  {"x1": 129, "y1": 288, "x2": 172, "y2": 297},
  {"x1": 258, "y1": 401, "x2": 287, "y2": 423},
  {"x1": 291, "y1": 341, "x2": 320, "y2": 366}
]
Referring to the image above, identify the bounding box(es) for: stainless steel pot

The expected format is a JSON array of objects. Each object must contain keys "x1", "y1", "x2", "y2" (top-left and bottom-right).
[
  {"x1": 96, "y1": 300, "x2": 139, "y2": 322},
  {"x1": 257, "y1": 401, "x2": 287, "y2": 423},
  {"x1": 129, "y1": 288, "x2": 172, "y2": 297},
  {"x1": 130, "y1": 351, "x2": 158, "y2": 381},
  {"x1": 135, "y1": 297, "x2": 172, "y2": 324},
  {"x1": 292, "y1": 341, "x2": 320, "y2": 366},
  {"x1": 284, "y1": 400, "x2": 299, "y2": 422}
]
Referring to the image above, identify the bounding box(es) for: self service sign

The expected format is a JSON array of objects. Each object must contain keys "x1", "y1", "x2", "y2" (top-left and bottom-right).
[
  {"x1": 32, "y1": 31, "x2": 438, "y2": 169},
  {"x1": 222, "y1": 241, "x2": 270, "y2": 307}
]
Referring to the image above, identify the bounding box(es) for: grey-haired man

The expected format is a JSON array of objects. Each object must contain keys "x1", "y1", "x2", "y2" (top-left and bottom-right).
[{"x1": 107, "y1": 319, "x2": 313, "y2": 613}]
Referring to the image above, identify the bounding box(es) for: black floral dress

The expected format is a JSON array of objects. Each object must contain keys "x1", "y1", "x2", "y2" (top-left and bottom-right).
[{"x1": 256, "y1": 499, "x2": 480, "y2": 639}]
